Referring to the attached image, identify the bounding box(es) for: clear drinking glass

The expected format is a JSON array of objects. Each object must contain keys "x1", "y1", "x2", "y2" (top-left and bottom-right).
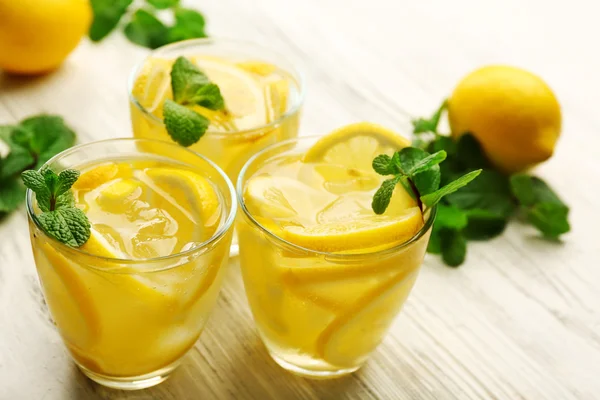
[
  {"x1": 128, "y1": 38, "x2": 305, "y2": 183},
  {"x1": 236, "y1": 137, "x2": 435, "y2": 379},
  {"x1": 26, "y1": 139, "x2": 236, "y2": 390}
]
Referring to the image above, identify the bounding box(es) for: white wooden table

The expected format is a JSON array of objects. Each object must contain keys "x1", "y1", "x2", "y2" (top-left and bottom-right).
[{"x1": 1, "y1": 0, "x2": 599, "y2": 398}]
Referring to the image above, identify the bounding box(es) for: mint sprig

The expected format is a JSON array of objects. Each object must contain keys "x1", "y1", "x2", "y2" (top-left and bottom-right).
[
  {"x1": 163, "y1": 57, "x2": 226, "y2": 147},
  {"x1": 22, "y1": 169, "x2": 90, "y2": 247},
  {"x1": 371, "y1": 147, "x2": 481, "y2": 215},
  {"x1": 0, "y1": 116, "x2": 76, "y2": 217},
  {"x1": 409, "y1": 100, "x2": 570, "y2": 266},
  {"x1": 90, "y1": 0, "x2": 207, "y2": 49}
]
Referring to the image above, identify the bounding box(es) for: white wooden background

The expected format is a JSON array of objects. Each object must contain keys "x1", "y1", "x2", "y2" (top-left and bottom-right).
[{"x1": 1, "y1": 0, "x2": 599, "y2": 399}]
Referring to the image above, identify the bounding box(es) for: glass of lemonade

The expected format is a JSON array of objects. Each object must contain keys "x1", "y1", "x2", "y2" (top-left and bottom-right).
[
  {"x1": 236, "y1": 125, "x2": 435, "y2": 378},
  {"x1": 26, "y1": 139, "x2": 236, "y2": 390},
  {"x1": 128, "y1": 38, "x2": 305, "y2": 183}
]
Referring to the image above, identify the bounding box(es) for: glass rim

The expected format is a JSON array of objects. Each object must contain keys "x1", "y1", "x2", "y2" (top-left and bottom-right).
[
  {"x1": 26, "y1": 137, "x2": 238, "y2": 265},
  {"x1": 127, "y1": 37, "x2": 306, "y2": 138},
  {"x1": 236, "y1": 135, "x2": 437, "y2": 260}
]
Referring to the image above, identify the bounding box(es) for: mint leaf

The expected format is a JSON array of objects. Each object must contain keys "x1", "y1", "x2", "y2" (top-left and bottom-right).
[
  {"x1": 405, "y1": 150, "x2": 446, "y2": 176},
  {"x1": 0, "y1": 178, "x2": 26, "y2": 213},
  {"x1": 37, "y1": 208, "x2": 91, "y2": 247},
  {"x1": 372, "y1": 154, "x2": 398, "y2": 175},
  {"x1": 427, "y1": 229, "x2": 442, "y2": 254},
  {"x1": 527, "y1": 202, "x2": 570, "y2": 239},
  {"x1": 56, "y1": 191, "x2": 75, "y2": 209},
  {"x1": 421, "y1": 169, "x2": 481, "y2": 208},
  {"x1": 372, "y1": 177, "x2": 400, "y2": 215},
  {"x1": 171, "y1": 57, "x2": 211, "y2": 103},
  {"x1": 412, "y1": 100, "x2": 447, "y2": 134},
  {"x1": 463, "y1": 209, "x2": 507, "y2": 240},
  {"x1": 57, "y1": 170, "x2": 80, "y2": 197},
  {"x1": 455, "y1": 133, "x2": 490, "y2": 169},
  {"x1": 19, "y1": 115, "x2": 76, "y2": 168},
  {"x1": 43, "y1": 169, "x2": 59, "y2": 197},
  {"x1": 435, "y1": 204, "x2": 468, "y2": 230},
  {"x1": 188, "y1": 83, "x2": 225, "y2": 111},
  {"x1": 510, "y1": 174, "x2": 564, "y2": 207},
  {"x1": 146, "y1": 0, "x2": 179, "y2": 9},
  {"x1": 445, "y1": 170, "x2": 515, "y2": 217},
  {"x1": 1, "y1": 146, "x2": 34, "y2": 179},
  {"x1": 428, "y1": 136, "x2": 456, "y2": 156},
  {"x1": 89, "y1": 0, "x2": 134, "y2": 42},
  {"x1": 163, "y1": 99, "x2": 210, "y2": 147},
  {"x1": 22, "y1": 170, "x2": 51, "y2": 212},
  {"x1": 124, "y1": 9, "x2": 168, "y2": 49},
  {"x1": 167, "y1": 8, "x2": 207, "y2": 43},
  {"x1": 397, "y1": 147, "x2": 441, "y2": 195},
  {"x1": 440, "y1": 228, "x2": 467, "y2": 267}
]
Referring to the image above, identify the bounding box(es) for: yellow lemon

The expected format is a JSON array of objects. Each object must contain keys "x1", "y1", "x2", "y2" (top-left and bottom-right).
[
  {"x1": 448, "y1": 65, "x2": 561, "y2": 173},
  {"x1": 0, "y1": 0, "x2": 91, "y2": 74}
]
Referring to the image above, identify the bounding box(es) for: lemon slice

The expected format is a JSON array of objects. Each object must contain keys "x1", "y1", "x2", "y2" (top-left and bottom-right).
[
  {"x1": 281, "y1": 207, "x2": 422, "y2": 253},
  {"x1": 132, "y1": 57, "x2": 173, "y2": 115},
  {"x1": 303, "y1": 122, "x2": 411, "y2": 171},
  {"x1": 237, "y1": 61, "x2": 277, "y2": 76},
  {"x1": 74, "y1": 163, "x2": 133, "y2": 191},
  {"x1": 142, "y1": 168, "x2": 221, "y2": 238},
  {"x1": 194, "y1": 57, "x2": 267, "y2": 130},
  {"x1": 316, "y1": 269, "x2": 419, "y2": 367}
]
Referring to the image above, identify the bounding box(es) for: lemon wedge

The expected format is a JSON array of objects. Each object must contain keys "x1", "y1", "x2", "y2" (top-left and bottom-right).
[
  {"x1": 316, "y1": 268, "x2": 419, "y2": 367},
  {"x1": 303, "y1": 122, "x2": 411, "y2": 171},
  {"x1": 132, "y1": 57, "x2": 173, "y2": 115},
  {"x1": 74, "y1": 163, "x2": 132, "y2": 191},
  {"x1": 281, "y1": 207, "x2": 422, "y2": 253},
  {"x1": 142, "y1": 168, "x2": 221, "y2": 238}
]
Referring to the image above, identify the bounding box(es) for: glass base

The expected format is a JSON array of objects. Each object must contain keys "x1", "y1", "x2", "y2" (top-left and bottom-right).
[
  {"x1": 270, "y1": 353, "x2": 360, "y2": 380},
  {"x1": 77, "y1": 360, "x2": 180, "y2": 390}
]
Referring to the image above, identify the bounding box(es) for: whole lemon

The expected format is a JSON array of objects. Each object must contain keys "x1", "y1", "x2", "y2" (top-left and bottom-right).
[
  {"x1": 0, "y1": 0, "x2": 92, "y2": 75},
  {"x1": 447, "y1": 65, "x2": 561, "y2": 173}
]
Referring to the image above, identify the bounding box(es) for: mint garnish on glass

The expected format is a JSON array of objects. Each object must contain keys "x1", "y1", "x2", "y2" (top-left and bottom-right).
[
  {"x1": 22, "y1": 169, "x2": 90, "y2": 247},
  {"x1": 163, "y1": 57, "x2": 226, "y2": 147},
  {"x1": 371, "y1": 148, "x2": 481, "y2": 215}
]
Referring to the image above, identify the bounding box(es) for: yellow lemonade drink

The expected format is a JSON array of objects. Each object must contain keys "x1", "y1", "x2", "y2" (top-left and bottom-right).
[
  {"x1": 129, "y1": 38, "x2": 304, "y2": 182},
  {"x1": 26, "y1": 139, "x2": 236, "y2": 390},
  {"x1": 237, "y1": 124, "x2": 434, "y2": 378}
]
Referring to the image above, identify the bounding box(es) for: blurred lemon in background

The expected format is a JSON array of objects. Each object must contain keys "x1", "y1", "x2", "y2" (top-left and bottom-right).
[
  {"x1": 448, "y1": 65, "x2": 562, "y2": 173},
  {"x1": 0, "y1": 0, "x2": 92, "y2": 75}
]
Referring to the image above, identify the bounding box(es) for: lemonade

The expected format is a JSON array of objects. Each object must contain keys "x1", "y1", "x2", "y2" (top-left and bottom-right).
[
  {"x1": 129, "y1": 38, "x2": 304, "y2": 182},
  {"x1": 237, "y1": 124, "x2": 434, "y2": 378},
  {"x1": 26, "y1": 139, "x2": 236, "y2": 389}
]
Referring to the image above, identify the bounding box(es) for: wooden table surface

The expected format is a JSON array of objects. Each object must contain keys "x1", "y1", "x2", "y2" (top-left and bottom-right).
[{"x1": 1, "y1": 0, "x2": 599, "y2": 399}]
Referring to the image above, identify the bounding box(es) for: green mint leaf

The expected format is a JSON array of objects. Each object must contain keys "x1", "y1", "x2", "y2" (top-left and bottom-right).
[
  {"x1": 0, "y1": 178, "x2": 26, "y2": 213},
  {"x1": 43, "y1": 169, "x2": 59, "y2": 197},
  {"x1": 396, "y1": 147, "x2": 441, "y2": 195},
  {"x1": 406, "y1": 150, "x2": 446, "y2": 176},
  {"x1": 167, "y1": 8, "x2": 207, "y2": 43},
  {"x1": 56, "y1": 191, "x2": 76, "y2": 209},
  {"x1": 527, "y1": 202, "x2": 570, "y2": 238},
  {"x1": 89, "y1": 0, "x2": 134, "y2": 41},
  {"x1": 57, "y1": 170, "x2": 80, "y2": 197},
  {"x1": 412, "y1": 100, "x2": 447, "y2": 134},
  {"x1": 455, "y1": 133, "x2": 491, "y2": 170},
  {"x1": 19, "y1": 115, "x2": 76, "y2": 168},
  {"x1": 421, "y1": 169, "x2": 482, "y2": 208},
  {"x1": 0, "y1": 146, "x2": 34, "y2": 179},
  {"x1": 463, "y1": 209, "x2": 507, "y2": 240},
  {"x1": 435, "y1": 204, "x2": 468, "y2": 230},
  {"x1": 37, "y1": 208, "x2": 91, "y2": 247},
  {"x1": 372, "y1": 177, "x2": 400, "y2": 215},
  {"x1": 170, "y1": 57, "x2": 225, "y2": 110},
  {"x1": 510, "y1": 174, "x2": 564, "y2": 207},
  {"x1": 146, "y1": 0, "x2": 179, "y2": 9},
  {"x1": 21, "y1": 170, "x2": 51, "y2": 212},
  {"x1": 440, "y1": 228, "x2": 467, "y2": 267},
  {"x1": 123, "y1": 9, "x2": 169, "y2": 49},
  {"x1": 445, "y1": 169, "x2": 515, "y2": 218},
  {"x1": 188, "y1": 83, "x2": 225, "y2": 111},
  {"x1": 372, "y1": 154, "x2": 397, "y2": 175},
  {"x1": 427, "y1": 228, "x2": 442, "y2": 254},
  {"x1": 163, "y1": 99, "x2": 210, "y2": 147},
  {"x1": 171, "y1": 57, "x2": 210, "y2": 103}
]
